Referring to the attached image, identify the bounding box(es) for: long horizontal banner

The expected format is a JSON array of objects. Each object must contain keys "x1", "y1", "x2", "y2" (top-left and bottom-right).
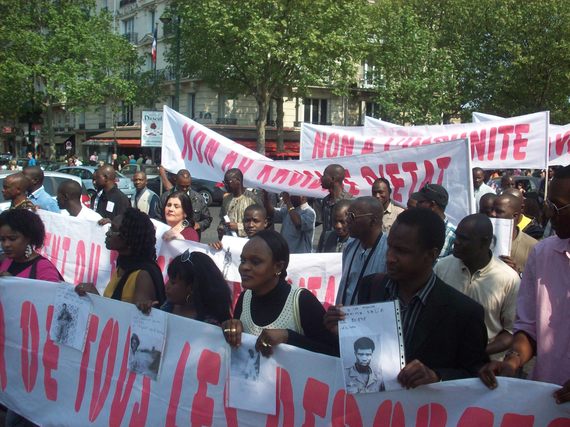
[
  {"x1": 161, "y1": 106, "x2": 474, "y2": 224},
  {"x1": 473, "y1": 111, "x2": 570, "y2": 166},
  {"x1": 37, "y1": 211, "x2": 342, "y2": 308},
  {"x1": 300, "y1": 112, "x2": 549, "y2": 169},
  {"x1": 0, "y1": 278, "x2": 568, "y2": 426}
]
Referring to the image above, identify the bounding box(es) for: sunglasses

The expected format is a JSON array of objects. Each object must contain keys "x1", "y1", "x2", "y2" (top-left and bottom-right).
[
  {"x1": 546, "y1": 199, "x2": 570, "y2": 216},
  {"x1": 346, "y1": 212, "x2": 374, "y2": 221},
  {"x1": 180, "y1": 249, "x2": 194, "y2": 265}
]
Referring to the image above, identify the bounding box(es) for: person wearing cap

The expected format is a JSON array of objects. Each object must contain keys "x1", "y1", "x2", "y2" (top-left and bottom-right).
[{"x1": 415, "y1": 183, "x2": 456, "y2": 258}]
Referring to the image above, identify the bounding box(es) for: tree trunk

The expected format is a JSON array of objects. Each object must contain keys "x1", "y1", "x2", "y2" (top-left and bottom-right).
[
  {"x1": 275, "y1": 95, "x2": 284, "y2": 154},
  {"x1": 255, "y1": 93, "x2": 270, "y2": 155}
]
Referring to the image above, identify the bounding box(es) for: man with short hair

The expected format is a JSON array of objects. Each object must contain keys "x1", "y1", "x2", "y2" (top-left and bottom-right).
[
  {"x1": 160, "y1": 168, "x2": 212, "y2": 239},
  {"x1": 22, "y1": 166, "x2": 60, "y2": 212},
  {"x1": 209, "y1": 204, "x2": 269, "y2": 251},
  {"x1": 318, "y1": 199, "x2": 351, "y2": 253},
  {"x1": 478, "y1": 192, "x2": 497, "y2": 217},
  {"x1": 372, "y1": 177, "x2": 404, "y2": 233},
  {"x1": 415, "y1": 183, "x2": 456, "y2": 258},
  {"x1": 132, "y1": 171, "x2": 161, "y2": 220},
  {"x1": 57, "y1": 179, "x2": 102, "y2": 220},
  {"x1": 326, "y1": 208, "x2": 489, "y2": 387},
  {"x1": 315, "y1": 164, "x2": 352, "y2": 232},
  {"x1": 2, "y1": 173, "x2": 35, "y2": 210},
  {"x1": 263, "y1": 191, "x2": 315, "y2": 253},
  {"x1": 499, "y1": 175, "x2": 515, "y2": 192},
  {"x1": 91, "y1": 164, "x2": 130, "y2": 220},
  {"x1": 479, "y1": 165, "x2": 570, "y2": 403},
  {"x1": 218, "y1": 168, "x2": 259, "y2": 238},
  {"x1": 434, "y1": 214, "x2": 520, "y2": 358},
  {"x1": 473, "y1": 167, "x2": 495, "y2": 208},
  {"x1": 26, "y1": 151, "x2": 37, "y2": 167},
  {"x1": 344, "y1": 337, "x2": 384, "y2": 393},
  {"x1": 502, "y1": 188, "x2": 544, "y2": 239},
  {"x1": 489, "y1": 193, "x2": 537, "y2": 274},
  {"x1": 335, "y1": 196, "x2": 387, "y2": 306}
]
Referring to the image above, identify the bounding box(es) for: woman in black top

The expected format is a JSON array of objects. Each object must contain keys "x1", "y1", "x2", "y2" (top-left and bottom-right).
[{"x1": 222, "y1": 230, "x2": 337, "y2": 356}]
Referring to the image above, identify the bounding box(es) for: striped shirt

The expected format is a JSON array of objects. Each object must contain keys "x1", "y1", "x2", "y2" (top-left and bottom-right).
[
  {"x1": 439, "y1": 218, "x2": 456, "y2": 258},
  {"x1": 386, "y1": 273, "x2": 437, "y2": 351}
]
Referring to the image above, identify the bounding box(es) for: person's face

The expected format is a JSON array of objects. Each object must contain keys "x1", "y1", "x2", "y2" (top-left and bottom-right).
[
  {"x1": 165, "y1": 274, "x2": 190, "y2": 306},
  {"x1": 132, "y1": 173, "x2": 147, "y2": 191},
  {"x1": 239, "y1": 238, "x2": 283, "y2": 293},
  {"x1": 0, "y1": 224, "x2": 31, "y2": 261},
  {"x1": 372, "y1": 182, "x2": 390, "y2": 208},
  {"x1": 93, "y1": 170, "x2": 106, "y2": 190},
  {"x1": 2, "y1": 176, "x2": 18, "y2": 200},
  {"x1": 346, "y1": 202, "x2": 373, "y2": 239},
  {"x1": 164, "y1": 197, "x2": 186, "y2": 227},
  {"x1": 479, "y1": 197, "x2": 495, "y2": 217},
  {"x1": 333, "y1": 207, "x2": 349, "y2": 239},
  {"x1": 473, "y1": 170, "x2": 485, "y2": 189},
  {"x1": 223, "y1": 174, "x2": 240, "y2": 194},
  {"x1": 386, "y1": 223, "x2": 435, "y2": 282},
  {"x1": 105, "y1": 215, "x2": 127, "y2": 251},
  {"x1": 176, "y1": 176, "x2": 191, "y2": 193},
  {"x1": 355, "y1": 348, "x2": 373, "y2": 367},
  {"x1": 452, "y1": 221, "x2": 483, "y2": 261},
  {"x1": 243, "y1": 210, "x2": 267, "y2": 238},
  {"x1": 490, "y1": 198, "x2": 515, "y2": 220},
  {"x1": 130, "y1": 336, "x2": 139, "y2": 353},
  {"x1": 547, "y1": 178, "x2": 570, "y2": 239}
]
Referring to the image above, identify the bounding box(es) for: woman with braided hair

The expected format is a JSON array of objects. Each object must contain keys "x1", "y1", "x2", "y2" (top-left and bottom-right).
[{"x1": 76, "y1": 208, "x2": 165, "y2": 305}]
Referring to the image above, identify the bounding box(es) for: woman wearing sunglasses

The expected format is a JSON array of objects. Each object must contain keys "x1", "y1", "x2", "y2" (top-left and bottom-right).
[
  {"x1": 137, "y1": 250, "x2": 232, "y2": 325},
  {"x1": 76, "y1": 208, "x2": 165, "y2": 306},
  {"x1": 221, "y1": 230, "x2": 337, "y2": 357}
]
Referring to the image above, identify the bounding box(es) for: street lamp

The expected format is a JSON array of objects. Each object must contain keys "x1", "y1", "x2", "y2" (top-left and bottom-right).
[{"x1": 159, "y1": 14, "x2": 181, "y2": 112}]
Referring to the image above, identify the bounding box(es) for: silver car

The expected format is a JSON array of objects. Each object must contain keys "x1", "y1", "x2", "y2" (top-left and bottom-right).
[{"x1": 57, "y1": 165, "x2": 136, "y2": 199}]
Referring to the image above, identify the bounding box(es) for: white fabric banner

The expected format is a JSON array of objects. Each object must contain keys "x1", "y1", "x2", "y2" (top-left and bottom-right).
[
  {"x1": 299, "y1": 113, "x2": 548, "y2": 168},
  {"x1": 161, "y1": 106, "x2": 474, "y2": 224},
  {"x1": 473, "y1": 111, "x2": 570, "y2": 166},
  {"x1": 0, "y1": 278, "x2": 568, "y2": 426}
]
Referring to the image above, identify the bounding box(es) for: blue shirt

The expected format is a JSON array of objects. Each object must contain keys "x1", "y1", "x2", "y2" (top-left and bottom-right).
[
  {"x1": 29, "y1": 186, "x2": 60, "y2": 212},
  {"x1": 27, "y1": 157, "x2": 37, "y2": 166},
  {"x1": 273, "y1": 203, "x2": 316, "y2": 254}
]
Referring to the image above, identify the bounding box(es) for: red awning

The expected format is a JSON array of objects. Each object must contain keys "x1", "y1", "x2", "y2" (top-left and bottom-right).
[{"x1": 116, "y1": 139, "x2": 140, "y2": 147}]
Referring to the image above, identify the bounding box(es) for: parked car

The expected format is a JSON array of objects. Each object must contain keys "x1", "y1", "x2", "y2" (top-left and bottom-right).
[
  {"x1": 57, "y1": 165, "x2": 136, "y2": 199},
  {"x1": 145, "y1": 174, "x2": 225, "y2": 206},
  {"x1": 120, "y1": 164, "x2": 160, "y2": 180},
  {"x1": 0, "y1": 170, "x2": 89, "y2": 211}
]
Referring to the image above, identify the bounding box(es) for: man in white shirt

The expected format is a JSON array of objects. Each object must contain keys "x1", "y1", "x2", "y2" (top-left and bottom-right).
[
  {"x1": 473, "y1": 167, "x2": 495, "y2": 208},
  {"x1": 57, "y1": 179, "x2": 102, "y2": 221}
]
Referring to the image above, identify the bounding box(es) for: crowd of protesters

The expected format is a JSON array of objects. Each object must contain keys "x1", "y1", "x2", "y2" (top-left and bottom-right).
[{"x1": 1, "y1": 155, "x2": 569, "y2": 427}]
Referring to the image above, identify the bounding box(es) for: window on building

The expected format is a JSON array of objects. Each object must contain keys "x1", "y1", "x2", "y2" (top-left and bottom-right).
[
  {"x1": 361, "y1": 61, "x2": 377, "y2": 88},
  {"x1": 98, "y1": 105, "x2": 106, "y2": 129},
  {"x1": 122, "y1": 17, "x2": 136, "y2": 43},
  {"x1": 78, "y1": 111, "x2": 86, "y2": 130},
  {"x1": 121, "y1": 103, "x2": 133, "y2": 125},
  {"x1": 150, "y1": 10, "x2": 155, "y2": 33},
  {"x1": 365, "y1": 102, "x2": 381, "y2": 119},
  {"x1": 304, "y1": 98, "x2": 328, "y2": 124},
  {"x1": 188, "y1": 93, "x2": 195, "y2": 119}
]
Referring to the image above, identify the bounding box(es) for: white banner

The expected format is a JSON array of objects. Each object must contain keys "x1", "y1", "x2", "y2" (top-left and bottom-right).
[
  {"x1": 161, "y1": 106, "x2": 474, "y2": 224},
  {"x1": 473, "y1": 111, "x2": 570, "y2": 167},
  {"x1": 0, "y1": 279, "x2": 568, "y2": 426},
  {"x1": 299, "y1": 113, "x2": 548, "y2": 169}
]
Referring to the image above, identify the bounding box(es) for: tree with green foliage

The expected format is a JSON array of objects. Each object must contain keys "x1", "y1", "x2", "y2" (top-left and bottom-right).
[{"x1": 170, "y1": 0, "x2": 370, "y2": 154}]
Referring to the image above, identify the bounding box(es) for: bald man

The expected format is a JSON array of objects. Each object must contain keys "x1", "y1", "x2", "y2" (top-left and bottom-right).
[
  {"x1": 2, "y1": 173, "x2": 35, "y2": 210},
  {"x1": 23, "y1": 165, "x2": 60, "y2": 212},
  {"x1": 502, "y1": 188, "x2": 544, "y2": 239},
  {"x1": 434, "y1": 214, "x2": 520, "y2": 359},
  {"x1": 57, "y1": 179, "x2": 102, "y2": 221},
  {"x1": 91, "y1": 164, "x2": 130, "y2": 220}
]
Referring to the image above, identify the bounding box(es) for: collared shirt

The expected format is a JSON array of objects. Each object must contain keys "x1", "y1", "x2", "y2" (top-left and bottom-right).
[
  {"x1": 510, "y1": 228, "x2": 537, "y2": 274},
  {"x1": 474, "y1": 183, "x2": 495, "y2": 208},
  {"x1": 514, "y1": 236, "x2": 570, "y2": 385},
  {"x1": 434, "y1": 255, "x2": 520, "y2": 344},
  {"x1": 92, "y1": 186, "x2": 130, "y2": 220},
  {"x1": 336, "y1": 234, "x2": 388, "y2": 305},
  {"x1": 29, "y1": 186, "x2": 60, "y2": 212},
  {"x1": 133, "y1": 187, "x2": 161, "y2": 220},
  {"x1": 382, "y1": 201, "x2": 405, "y2": 234},
  {"x1": 315, "y1": 190, "x2": 352, "y2": 232},
  {"x1": 439, "y1": 218, "x2": 456, "y2": 258},
  {"x1": 75, "y1": 206, "x2": 102, "y2": 221},
  {"x1": 318, "y1": 231, "x2": 350, "y2": 253},
  {"x1": 344, "y1": 364, "x2": 384, "y2": 394},
  {"x1": 220, "y1": 190, "x2": 260, "y2": 237},
  {"x1": 274, "y1": 202, "x2": 315, "y2": 254},
  {"x1": 386, "y1": 273, "x2": 437, "y2": 351}
]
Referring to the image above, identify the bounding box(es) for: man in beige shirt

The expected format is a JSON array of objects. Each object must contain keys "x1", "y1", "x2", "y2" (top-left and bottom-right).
[
  {"x1": 371, "y1": 177, "x2": 404, "y2": 233},
  {"x1": 434, "y1": 214, "x2": 520, "y2": 360}
]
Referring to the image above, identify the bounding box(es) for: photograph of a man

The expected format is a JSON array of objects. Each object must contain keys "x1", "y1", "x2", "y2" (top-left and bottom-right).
[{"x1": 344, "y1": 336, "x2": 385, "y2": 394}]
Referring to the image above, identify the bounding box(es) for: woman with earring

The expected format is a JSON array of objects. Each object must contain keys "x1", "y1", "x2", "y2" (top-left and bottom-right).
[
  {"x1": 0, "y1": 209, "x2": 63, "y2": 281},
  {"x1": 162, "y1": 191, "x2": 199, "y2": 242},
  {"x1": 221, "y1": 230, "x2": 337, "y2": 356},
  {"x1": 137, "y1": 250, "x2": 232, "y2": 325}
]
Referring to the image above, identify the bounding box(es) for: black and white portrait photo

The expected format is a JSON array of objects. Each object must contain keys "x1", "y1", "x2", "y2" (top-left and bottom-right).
[
  {"x1": 342, "y1": 336, "x2": 385, "y2": 394},
  {"x1": 231, "y1": 347, "x2": 261, "y2": 382},
  {"x1": 50, "y1": 285, "x2": 92, "y2": 351},
  {"x1": 128, "y1": 309, "x2": 167, "y2": 381}
]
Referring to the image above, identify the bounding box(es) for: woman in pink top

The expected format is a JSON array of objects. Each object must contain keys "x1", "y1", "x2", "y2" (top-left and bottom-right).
[{"x1": 0, "y1": 209, "x2": 63, "y2": 282}]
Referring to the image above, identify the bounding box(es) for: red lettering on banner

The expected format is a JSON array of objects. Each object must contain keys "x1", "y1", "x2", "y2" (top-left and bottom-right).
[
  {"x1": 402, "y1": 162, "x2": 419, "y2": 194},
  {"x1": 238, "y1": 157, "x2": 255, "y2": 174},
  {"x1": 547, "y1": 418, "x2": 570, "y2": 427},
  {"x1": 74, "y1": 241, "x2": 86, "y2": 283},
  {"x1": 89, "y1": 319, "x2": 120, "y2": 422},
  {"x1": 166, "y1": 342, "x2": 191, "y2": 427},
  {"x1": 223, "y1": 382, "x2": 239, "y2": 427},
  {"x1": 43, "y1": 305, "x2": 59, "y2": 401},
  {"x1": 289, "y1": 170, "x2": 305, "y2": 187},
  {"x1": 456, "y1": 407, "x2": 494, "y2": 427},
  {"x1": 75, "y1": 315, "x2": 100, "y2": 412},
  {"x1": 73, "y1": 242, "x2": 103, "y2": 284},
  {"x1": 313, "y1": 132, "x2": 327, "y2": 159},
  {"x1": 361, "y1": 166, "x2": 378, "y2": 185},
  {"x1": 257, "y1": 165, "x2": 273, "y2": 184},
  {"x1": 554, "y1": 131, "x2": 570, "y2": 156},
  {"x1": 435, "y1": 157, "x2": 451, "y2": 185},
  {"x1": 341, "y1": 135, "x2": 355, "y2": 156},
  {"x1": 273, "y1": 168, "x2": 291, "y2": 185},
  {"x1": 222, "y1": 151, "x2": 238, "y2": 171},
  {"x1": 327, "y1": 133, "x2": 340, "y2": 158},
  {"x1": 20, "y1": 301, "x2": 39, "y2": 393},
  {"x1": 301, "y1": 378, "x2": 329, "y2": 427},
  {"x1": 192, "y1": 131, "x2": 207, "y2": 163},
  {"x1": 471, "y1": 128, "x2": 490, "y2": 161},
  {"x1": 181, "y1": 123, "x2": 194, "y2": 161},
  {"x1": 363, "y1": 138, "x2": 377, "y2": 154},
  {"x1": 0, "y1": 300, "x2": 6, "y2": 391},
  {"x1": 109, "y1": 328, "x2": 150, "y2": 427},
  {"x1": 59, "y1": 237, "x2": 71, "y2": 277},
  {"x1": 344, "y1": 170, "x2": 360, "y2": 196},
  {"x1": 323, "y1": 276, "x2": 336, "y2": 309},
  {"x1": 267, "y1": 367, "x2": 295, "y2": 427},
  {"x1": 331, "y1": 389, "x2": 362, "y2": 427},
  {"x1": 386, "y1": 164, "x2": 404, "y2": 203},
  {"x1": 512, "y1": 124, "x2": 529, "y2": 161},
  {"x1": 190, "y1": 349, "x2": 221, "y2": 426},
  {"x1": 497, "y1": 125, "x2": 515, "y2": 160},
  {"x1": 416, "y1": 403, "x2": 447, "y2": 427},
  {"x1": 372, "y1": 400, "x2": 405, "y2": 427},
  {"x1": 203, "y1": 138, "x2": 220, "y2": 167},
  {"x1": 301, "y1": 171, "x2": 322, "y2": 190},
  {"x1": 500, "y1": 413, "x2": 534, "y2": 427}
]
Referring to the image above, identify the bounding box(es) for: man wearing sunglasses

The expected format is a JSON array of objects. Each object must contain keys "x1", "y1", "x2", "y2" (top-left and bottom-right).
[{"x1": 479, "y1": 165, "x2": 570, "y2": 404}]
